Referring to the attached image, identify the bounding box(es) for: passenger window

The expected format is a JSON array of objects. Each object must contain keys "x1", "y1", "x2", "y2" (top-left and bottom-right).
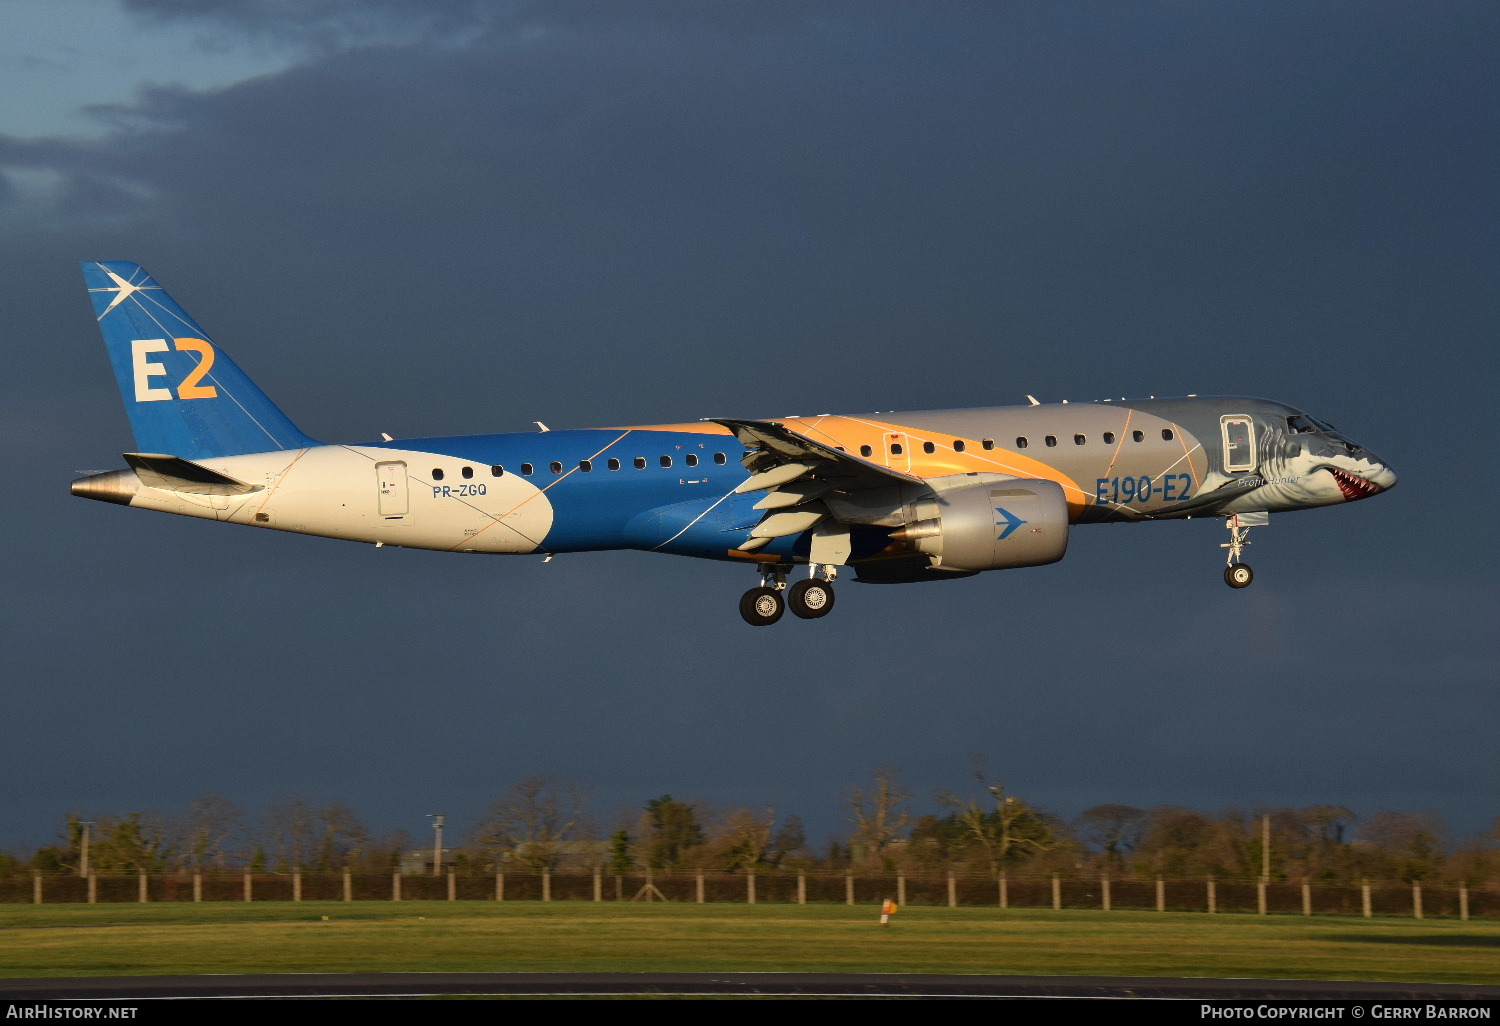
[
  {"x1": 714, "y1": 453, "x2": 727, "y2": 465},
  {"x1": 549, "y1": 461, "x2": 563, "y2": 474},
  {"x1": 579, "y1": 459, "x2": 592, "y2": 472},
  {"x1": 1016, "y1": 437, "x2": 1028, "y2": 449},
  {"x1": 860, "y1": 445, "x2": 873, "y2": 457},
  {"x1": 1162, "y1": 429, "x2": 1174, "y2": 441},
  {"x1": 890, "y1": 443, "x2": 904, "y2": 455},
  {"x1": 660, "y1": 455, "x2": 673, "y2": 468},
  {"x1": 461, "y1": 466, "x2": 474, "y2": 479},
  {"x1": 953, "y1": 440, "x2": 966, "y2": 452},
  {"x1": 607, "y1": 458, "x2": 620, "y2": 471},
  {"x1": 1102, "y1": 432, "x2": 1115, "y2": 445},
  {"x1": 982, "y1": 439, "x2": 994, "y2": 450},
  {"x1": 432, "y1": 468, "x2": 444, "y2": 481},
  {"x1": 1074, "y1": 434, "x2": 1086, "y2": 445},
  {"x1": 521, "y1": 463, "x2": 534, "y2": 476},
  {"x1": 1045, "y1": 435, "x2": 1057, "y2": 447},
  {"x1": 491, "y1": 465, "x2": 504, "y2": 477},
  {"x1": 922, "y1": 441, "x2": 935, "y2": 454},
  {"x1": 634, "y1": 457, "x2": 646, "y2": 469},
  {"x1": 1132, "y1": 430, "x2": 1144, "y2": 442},
  {"x1": 686, "y1": 454, "x2": 699, "y2": 467}
]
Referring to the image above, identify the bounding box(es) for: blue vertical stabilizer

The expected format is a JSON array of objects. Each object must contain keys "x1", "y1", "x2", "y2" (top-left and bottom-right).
[{"x1": 82, "y1": 261, "x2": 318, "y2": 459}]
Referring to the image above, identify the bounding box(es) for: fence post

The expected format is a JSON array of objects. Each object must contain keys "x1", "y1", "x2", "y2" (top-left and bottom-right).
[
  {"x1": 1207, "y1": 876, "x2": 1216, "y2": 914},
  {"x1": 32, "y1": 874, "x2": 41, "y2": 904},
  {"x1": 845, "y1": 873, "x2": 854, "y2": 906},
  {"x1": 947, "y1": 873, "x2": 957, "y2": 908},
  {"x1": 593, "y1": 868, "x2": 602, "y2": 902},
  {"x1": 1051, "y1": 874, "x2": 1061, "y2": 911},
  {"x1": 696, "y1": 872, "x2": 705, "y2": 904},
  {"x1": 1257, "y1": 878, "x2": 1267, "y2": 916},
  {"x1": 797, "y1": 873, "x2": 806, "y2": 905},
  {"x1": 138, "y1": 873, "x2": 148, "y2": 903},
  {"x1": 392, "y1": 873, "x2": 401, "y2": 902},
  {"x1": 343, "y1": 869, "x2": 353, "y2": 902},
  {"x1": 1412, "y1": 882, "x2": 1422, "y2": 920},
  {"x1": 1361, "y1": 879, "x2": 1371, "y2": 918},
  {"x1": 496, "y1": 872, "x2": 504, "y2": 902},
  {"x1": 1101, "y1": 876, "x2": 1111, "y2": 912},
  {"x1": 447, "y1": 870, "x2": 456, "y2": 902},
  {"x1": 1301, "y1": 879, "x2": 1311, "y2": 916},
  {"x1": 999, "y1": 874, "x2": 1007, "y2": 909},
  {"x1": 1155, "y1": 875, "x2": 1165, "y2": 912},
  {"x1": 897, "y1": 874, "x2": 906, "y2": 907},
  {"x1": 193, "y1": 872, "x2": 202, "y2": 903},
  {"x1": 542, "y1": 870, "x2": 551, "y2": 902},
  {"x1": 747, "y1": 872, "x2": 756, "y2": 905},
  {"x1": 243, "y1": 872, "x2": 252, "y2": 902},
  {"x1": 293, "y1": 871, "x2": 302, "y2": 902},
  {"x1": 614, "y1": 875, "x2": 622, "y2": 901},
  {"x1": 1460, "y1": 883, "x2": 1469, "y2": 922},
  {"x1": 88, "y1": 874, "x2": 98, "y2": 905}
]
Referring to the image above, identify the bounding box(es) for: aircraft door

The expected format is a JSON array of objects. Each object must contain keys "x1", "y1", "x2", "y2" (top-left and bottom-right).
[
  {"x1": 377, "y1": 461, "x2": 409, "y2": 517},
  {"x1": 1221, "y1": 416, "x2": 1256, "y2": 473},
  {"x1": 884, "y1": 432, "x2": 912, "y2": 472}
]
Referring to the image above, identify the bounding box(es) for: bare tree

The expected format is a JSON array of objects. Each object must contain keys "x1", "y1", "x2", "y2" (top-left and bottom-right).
[
  {"x1": 846, "y1": 767, "x2": 913, "y2": 865},
  {"x1": 471, "y1": 776, "x2": 590, "y2": 871},
  {"x1": 257, "y1": 796, "x2": 366, "y2": 871},
  {"x1": 938, "y1": 771, "x2": 1057, "y2": 876},
  {"x1": 1073, "y1": 804, "x2": 1146, "y2": 869},
  {"x1": 174, "y1": 794, "x2": 245, "y2": 871},
  {"x1": 707, "y1": 807, "x2": 776, "y2": 871}
]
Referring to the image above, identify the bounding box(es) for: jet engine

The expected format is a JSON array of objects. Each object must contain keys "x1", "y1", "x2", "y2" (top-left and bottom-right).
[{"x1": 890, "y1": 478, "x2": 1069, "y2": 572}]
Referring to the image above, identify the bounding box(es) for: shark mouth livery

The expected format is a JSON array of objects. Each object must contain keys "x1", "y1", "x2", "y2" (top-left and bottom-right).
[{"x1": 72, "y1": 261, "x2": 1398, "y2": 625}]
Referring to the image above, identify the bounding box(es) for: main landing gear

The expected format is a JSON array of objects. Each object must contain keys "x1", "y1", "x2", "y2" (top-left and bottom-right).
[
  {"x1": 739, "y1": 564, "x2": 838, "y2": 626},
  {"x1": 1221, "y1": 513, "x2": 1265, "y2": 589}
]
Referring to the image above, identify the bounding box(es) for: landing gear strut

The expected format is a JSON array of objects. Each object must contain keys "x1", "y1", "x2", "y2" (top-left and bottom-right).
[
  {"x1": 739, "y1": 564, "x2": 838, "y2": 625},
  {"x1": 1221, "y1": 513, "x2": 1263, "y2": 589}
]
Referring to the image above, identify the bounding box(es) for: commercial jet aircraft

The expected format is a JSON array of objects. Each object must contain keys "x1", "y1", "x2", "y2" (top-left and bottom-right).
[{"x1": 72, "y1": 262, "x2": 1396, "y2": 625}]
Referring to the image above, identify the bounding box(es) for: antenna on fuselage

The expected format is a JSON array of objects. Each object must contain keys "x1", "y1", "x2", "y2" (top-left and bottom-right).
[
  {"x1": 1026, "y1": 395, "x2": 1040, "y2": 406},
  {"x1": 535, "y1": 422, "x2": 550, "y2": 432}
]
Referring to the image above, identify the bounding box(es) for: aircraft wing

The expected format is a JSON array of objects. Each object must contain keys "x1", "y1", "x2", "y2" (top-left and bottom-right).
[
  {"x1": 708, "y1": 418, "x2": 924, "y2": 491},
  {"x1": 706, "y1": 418, "x2": 926, "y2": 553}
]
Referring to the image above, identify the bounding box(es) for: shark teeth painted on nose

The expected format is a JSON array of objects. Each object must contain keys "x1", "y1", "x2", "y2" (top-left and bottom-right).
[{"x1": 1326, "y1": 466, "x2": 1382, "y2": 501}]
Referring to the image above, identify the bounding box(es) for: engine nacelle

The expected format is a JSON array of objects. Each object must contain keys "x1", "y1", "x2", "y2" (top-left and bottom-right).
[{"x1": 892, "y1": 478, "x2": 1069, "y2": 571}]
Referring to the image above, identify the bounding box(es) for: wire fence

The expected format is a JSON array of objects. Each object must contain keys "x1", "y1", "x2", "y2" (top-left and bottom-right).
[{"x1": 2, "y1": 871, "x2": 1493, "y2": 919}]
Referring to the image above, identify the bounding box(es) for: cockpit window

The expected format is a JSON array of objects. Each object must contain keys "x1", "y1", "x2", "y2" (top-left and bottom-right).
[
  {"x1": 1287, "y1": 416, "x2": 1318, "y2": 434},
  {"x1": 1311, "y1": 417, "x2": 1339, "y2": 433}
]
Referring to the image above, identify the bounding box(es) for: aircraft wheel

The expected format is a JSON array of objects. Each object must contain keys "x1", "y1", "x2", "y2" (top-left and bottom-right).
[
  {"x1": 739, "y1": 586, "x2": 785, "y2": 626},
  {"x1": 1224, "y1": 562, "x2": 1254, "y2": 589},
  {"x1": 787, "y1": 579, "x2": 835, "y2": 619}
]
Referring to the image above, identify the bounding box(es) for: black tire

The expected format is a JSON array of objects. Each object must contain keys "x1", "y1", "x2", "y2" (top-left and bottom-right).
[
  {"x1": 739, "y1": 586, "x2": 785, "y2": 626},
  {"x1": 1224, "y1": 562, "x2": 1254, "y2": 589},
  {"x1": 787, "y1": 579, "x2": 835, "y2": 619}
]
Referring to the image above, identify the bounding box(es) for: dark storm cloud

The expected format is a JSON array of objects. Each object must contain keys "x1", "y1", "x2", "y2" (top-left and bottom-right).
[{"x1": 1, "y1": 2, "x2": 1495, "y2": 849}]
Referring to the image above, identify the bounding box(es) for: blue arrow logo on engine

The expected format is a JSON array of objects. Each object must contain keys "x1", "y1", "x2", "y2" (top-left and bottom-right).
[{"x1": 994, "y1": 506, "x2": 1027, "y2": 541}]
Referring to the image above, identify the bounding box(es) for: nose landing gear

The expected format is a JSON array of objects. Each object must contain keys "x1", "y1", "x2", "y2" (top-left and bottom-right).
[
  {"x1": 739, "y1": 565, "x2": 838, "y2": 625},
  {"x1": 1221, "y1": 512, "x2": 1265, "y2": 589}
]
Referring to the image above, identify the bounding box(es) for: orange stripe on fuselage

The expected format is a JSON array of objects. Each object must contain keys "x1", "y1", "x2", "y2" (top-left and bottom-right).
[{"x1": 619, "y1": 415, "x2": 1089, "y2": 512}]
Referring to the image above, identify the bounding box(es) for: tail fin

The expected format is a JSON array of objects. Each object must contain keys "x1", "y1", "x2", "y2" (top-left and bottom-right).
[{"x1": 82, "y1": 261, "x2": 318, "y2": 459}]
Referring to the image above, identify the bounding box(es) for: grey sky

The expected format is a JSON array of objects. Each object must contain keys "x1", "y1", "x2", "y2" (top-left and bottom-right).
[{"x1": 1, "y1": 1, "x2": 1495, "y2": 853}]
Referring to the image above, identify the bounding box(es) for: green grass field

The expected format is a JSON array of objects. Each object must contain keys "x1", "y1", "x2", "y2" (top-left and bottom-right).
[{"x1": 2, "y1": 902, "x2": 1496, "y2": 985}]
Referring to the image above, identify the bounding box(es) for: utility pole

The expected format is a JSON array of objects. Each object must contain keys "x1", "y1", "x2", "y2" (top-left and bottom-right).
[
  {"x1": 427, "y1": 815, "x2": 446, "y2": 876},
  {"x1": 1261, "y1": 813, "x2": 1271, "y2": 881},
  {"x1": 80, "y1": 821, "x2": 94, "y2": 877}
]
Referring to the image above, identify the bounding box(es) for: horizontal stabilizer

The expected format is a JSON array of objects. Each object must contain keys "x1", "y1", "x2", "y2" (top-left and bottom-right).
[{"x1": 123, "y1": 453, "x2": 263, "y2": 495}]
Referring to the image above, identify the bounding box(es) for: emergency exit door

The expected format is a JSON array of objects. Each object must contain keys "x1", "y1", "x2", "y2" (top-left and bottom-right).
[{"x1": 376, "y1": 461, "x2": 409, "y2": 517}]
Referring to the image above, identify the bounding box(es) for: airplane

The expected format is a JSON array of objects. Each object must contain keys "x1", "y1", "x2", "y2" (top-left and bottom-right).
[{"x1": 72, "y1": 261, "x2": 1397, "y2": 625}]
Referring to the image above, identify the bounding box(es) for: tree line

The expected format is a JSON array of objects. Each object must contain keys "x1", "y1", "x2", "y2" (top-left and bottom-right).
[{"x1": 4, "y1": 770, "x2": 1495, "y2": 885}]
